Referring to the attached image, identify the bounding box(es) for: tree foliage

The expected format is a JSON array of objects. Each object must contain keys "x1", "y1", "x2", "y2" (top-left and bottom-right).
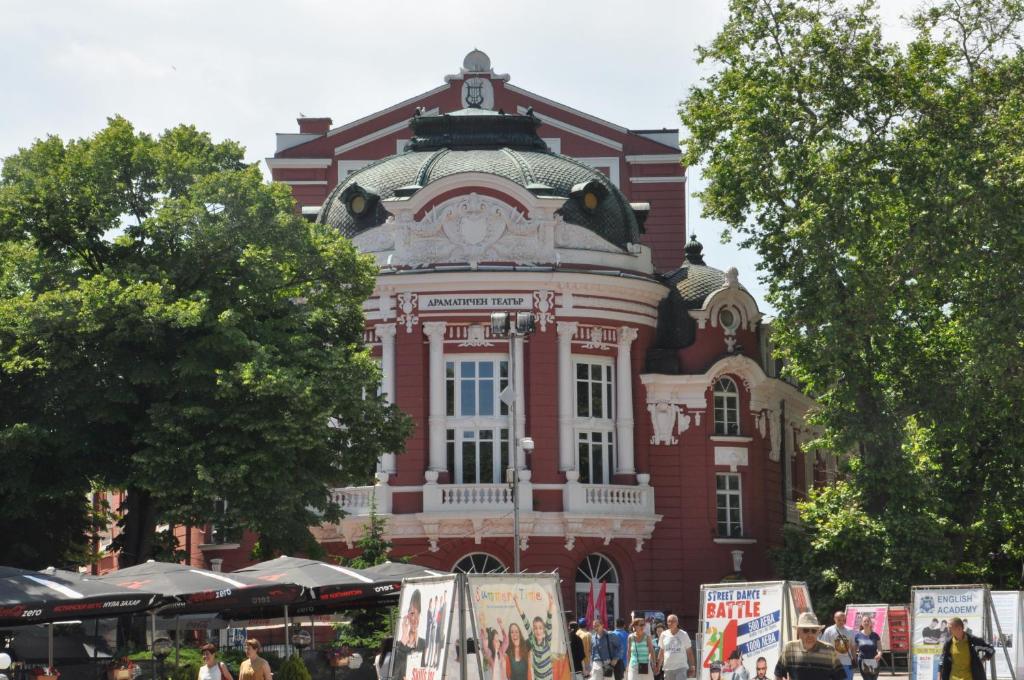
[
  {"x1": 0, "y1": 117, "x2": 411, "y2": 567},
  {"x1": 334, "y1": 501, "x2": 396, "y2": 650},
  {"x1": 681, "y1": 0, "x2": 1024, "y2": 606}
]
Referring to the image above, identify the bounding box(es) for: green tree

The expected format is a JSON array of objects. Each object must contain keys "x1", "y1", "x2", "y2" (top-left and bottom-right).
[
  {"x1": 0, "y1": 117, "x2": 411, "y2": 568},
  {"x1": 334, "y1": 501, "x2": 396, "y2": 650},
  {"x1": 681, "y1": 0, "x2": 1024, "y2": 607}
]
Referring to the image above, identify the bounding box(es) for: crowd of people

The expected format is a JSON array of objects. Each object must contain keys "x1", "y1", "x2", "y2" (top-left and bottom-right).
[{"x1": 569, "y1": 614, "x2": 695, "y2": 680}]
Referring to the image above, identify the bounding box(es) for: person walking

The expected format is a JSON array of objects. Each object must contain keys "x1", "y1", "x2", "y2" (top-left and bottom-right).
[
  {"x1": 198, "y1": 643, "x2": 234, "y2": 680},
  {"x1": 571, "y1": 620, "x2": 586, "y2": 680},
  {"x1": 651, "y1": 624, "x2": 666, "y2": 680},
  {"x1": 613, "y1": 620, "x2": 629, "y2": 680},
  {"x1": 820, "y1": 612, "x2": 854, "y2": 680},
  {"x1": 938, "y1": 617, "x2": 994, "y2": 680},
  {"x1": 773, "y1": 613, "x2": 844, "y2": 680},
  {"x1": 578, "y1": 619, "x2": 593, "y2": 679},
  {"x1": 627, "y1": 618, "x2": 656, "y2": 680},
  {"x1": 656, "y1": 615, "x2": 695, "y2": 680},
  {"x1": 239, "y1": 640, "x2": 272, "y2": 680},
  {"x1": 590, "y1": 619, "x2": 623, "y2": 680},
  {"x1": 853, "y1": 617, "x2": 882, "y2": 680},
  {"x1": 374, "y1": 639, "x2": 394, "y2": 680}
]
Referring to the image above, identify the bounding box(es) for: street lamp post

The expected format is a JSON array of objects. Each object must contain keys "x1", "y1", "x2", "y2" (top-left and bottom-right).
[{"x1": 490, "y1": 311, "x2": 536, "y2": 573}]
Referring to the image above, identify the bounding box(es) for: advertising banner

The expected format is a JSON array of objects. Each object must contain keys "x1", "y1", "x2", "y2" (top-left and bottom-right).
[
  {"x1": 992, "y1": 591, "x2": 1022, "y2": 680},
  {"x1": 911, "y1": 587, "x2": 987, "y2": 680},
  {"x1": 699, "y1": 582, "x2": 787, "y2": 680},
  {"x1": 468, "y1": 574, "x2": 572, "y2": 680},
  {"x1": 889, "y1": 606, "x2": 910, "y2": 653},
  {"x1": 845, "y1": 605, "x2": 890, "y2": 650},
  {"x1": 391, "y1": 576, "x2": 457, "y2": 680}
]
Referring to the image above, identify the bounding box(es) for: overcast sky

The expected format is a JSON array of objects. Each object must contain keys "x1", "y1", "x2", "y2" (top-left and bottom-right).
[{"x1": 0, "y1": 0, "x2": 921, "y2": 313}]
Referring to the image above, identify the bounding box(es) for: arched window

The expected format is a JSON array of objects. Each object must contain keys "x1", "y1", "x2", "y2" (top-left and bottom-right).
[
  {"x1": 452, "y1": 553, "x2": 507, "y2": 574},
  {"x1": 575, "y1": 554, "x2": 619, "y2": 625},
  {"x1": 713, "y1": 377, "x2": 740, "y2": 435}
]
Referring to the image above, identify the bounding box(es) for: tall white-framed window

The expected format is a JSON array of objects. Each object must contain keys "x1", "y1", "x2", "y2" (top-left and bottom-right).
[
  {"x1": 575, "y1": 554, "x2": 619, "y2": 625},
  {"x1": 713, "y1": 376, "x2": 740, "y2": 435},
  {"x1": 445, "y1": 356, "x2": 509, "y2": 484},
  {"x1": 574, "y1": 359, "x2": 615, "y2": 484},
  {"x1": 716, "y1": 473, "x2": 743, "y2": 538}
]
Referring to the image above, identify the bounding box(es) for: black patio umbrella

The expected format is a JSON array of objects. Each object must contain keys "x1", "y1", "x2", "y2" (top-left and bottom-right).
[
  {"x1": 0, "y1": 567, "x2": 161, "y2": 627},
  {"x1": 233, "y1": 557, "x2": 447, "y2": 609},
  {"x1": 92, "y1": 560, "x2": 305, "y2": 615}
]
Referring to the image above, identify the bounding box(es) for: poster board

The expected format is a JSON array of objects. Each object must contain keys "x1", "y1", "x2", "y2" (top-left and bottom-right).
[
  {"x1": 910, "y1": 586, "x2": 989, "y2": 680},
  {"x1": 467, "y1": 573, "x2": 573, "y2": 680},
  {"x1": 698, "y1": 581, "x2": 810, "y2": 680},
  {"x1": 845, "y1": 604, "x2": 891, "y2": 651},
  {"x1": 992, "y1": 591, "x2": 1023, "y2": 680},
  {"x1": 888, "y1": 606, "x2": 910, "y2": 653},
  {"x1": 391, "y1": 575, "x2": 458, "y2": 680}
]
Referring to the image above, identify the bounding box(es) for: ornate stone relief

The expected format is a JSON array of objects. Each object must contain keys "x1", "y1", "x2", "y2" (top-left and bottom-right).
[
  {"x1": 533, "y1": 290, "x2": 555, "y2": 331},
  {"x1": 384, "y1": 193, "x2": 555, "y2": 267},
  {"x1": 649, "y1": 402, "x2": 680, "y2": 445},
  {"x1": 397, "y1": 292, "x2": 418, "y2": 333}
]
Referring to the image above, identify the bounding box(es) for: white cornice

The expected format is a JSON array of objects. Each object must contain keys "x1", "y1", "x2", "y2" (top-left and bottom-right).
[
  {"x1": 278, "y1": 180, "x2": 328, "y2": 186},
  {"x1": 629, "y1": 176, "x2": 686, "y2": 184},
  {"x1": 333, "y1": 109, "x2": 438, "y2": 156},
  {"x1": 505, "y1": 84, "x2": 629, "y2": 134},
  {"x1": 625, "y1": 154, "x2": 683, "y2": 164},
  {"x1": 516, "y1": 106, "x2": 623, "y2": 151},
  {"x1": 265, "y1": 158, "x2": 332, "y2": 169},
  {"x1": 326, "y1": 85, "x2": 449, "y2": 137}
]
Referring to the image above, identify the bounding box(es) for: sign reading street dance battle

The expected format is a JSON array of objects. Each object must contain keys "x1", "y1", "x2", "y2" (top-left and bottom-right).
[
  {"x1": 700, "y1": 583, "x2": 786, "y2": 680},
  {"x1": 391, "y1": 576, "x2": 457, "y2": 680},
  {"x1": 468, "y1": 574, "x2": 572, "y2": 680},
  {"x1": 911, "y1": 587, "x2": 987, "y2": 680}
]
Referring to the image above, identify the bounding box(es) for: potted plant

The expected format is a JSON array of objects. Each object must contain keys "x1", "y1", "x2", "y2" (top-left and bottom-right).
[{"x1": 107, "y1": 657, "x2": 136, "y2": 680}]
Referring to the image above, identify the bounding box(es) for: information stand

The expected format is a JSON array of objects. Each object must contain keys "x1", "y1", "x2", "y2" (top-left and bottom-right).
[
  {"x1": 992, "y1": 591, "x2": 1024, "y2": 680},
  {"x1": 910, "y1": 585, "x2": 1015, "y2": 680},
  {"x1": 697, "y1": 581, "x2": 813, "y2": 680},
  {"x1": 390, "y1": 573, "x2": 574, "y2": 680}
]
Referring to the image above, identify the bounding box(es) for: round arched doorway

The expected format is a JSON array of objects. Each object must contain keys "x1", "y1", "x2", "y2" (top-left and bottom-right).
[
  {"x1": 452, "y1": 552, "x2": 508, "y2": 574},
  {"x1": 575, "y1": 554, "x2": 619, "y2": 624}
]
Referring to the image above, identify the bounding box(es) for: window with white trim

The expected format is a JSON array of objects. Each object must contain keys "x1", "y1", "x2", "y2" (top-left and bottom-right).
[
  {"x1": 445, "y1": 357, "x2": 509, "y2": 484},
  {"x1": 716, "y1": 473, "x2": 743, "y2": 538},
  {"x1": 713, "y1": 377, "x2": 740, "y2": 435},
  {"x1": 575, "y1": 359, "x2": 615, "y2": 484}
]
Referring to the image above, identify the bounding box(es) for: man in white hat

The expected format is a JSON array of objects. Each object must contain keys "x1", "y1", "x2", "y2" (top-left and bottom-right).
[{"x1": 774, "y1": 613, "x2": 845, "y2": 680}]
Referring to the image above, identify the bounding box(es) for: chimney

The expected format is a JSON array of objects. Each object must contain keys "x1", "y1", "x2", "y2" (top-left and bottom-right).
[{"x1": 297, "y1": 117, "x2": 332, "y2": 135}]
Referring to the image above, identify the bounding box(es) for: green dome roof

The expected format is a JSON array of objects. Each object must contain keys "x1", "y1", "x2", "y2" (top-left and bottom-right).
[
  {"x1": 664, "y1": 235, "x2": 746, "y2": 306},
  {"x1": 317, "y1": 109, "x2": 643, "y2": 250}
]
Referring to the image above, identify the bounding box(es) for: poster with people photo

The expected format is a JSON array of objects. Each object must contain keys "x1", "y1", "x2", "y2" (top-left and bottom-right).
[
  {"x1": 392, "y1": 576, "x2": 457, "y2": 680},
  {"x1": 911, "y1": 587, "x2": 988, "y2": 680},
  {"x1": 467, "y1": 574, "x2": 572, "y2": 680},
  {"x1": 699, "y1": 582, "x2": 790, "y2": 680},
  {"x1": 844, "y1": 605, "x2": 890, "y2": 650}
]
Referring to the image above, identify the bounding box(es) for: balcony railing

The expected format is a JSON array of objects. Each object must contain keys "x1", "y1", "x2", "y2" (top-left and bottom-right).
[
  {"x1": 329, "y1": 473, "x2": 392, "y2": 515},
  {"x1": 422, "y1": 472, "x2": 533, "y2": 513},
  {"x1": 563, "y1": 472, "x2": 655, "y2": 517}
]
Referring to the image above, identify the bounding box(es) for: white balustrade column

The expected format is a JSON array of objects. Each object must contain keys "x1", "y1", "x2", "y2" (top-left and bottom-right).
[
  {"x1": 513, "y1": 334, "x2": 526, "y2": 469},
  {"x1": 615, "y1": 326, "x2": 639, "y2": 475},
  {"x1": 375, "y1": 323, "x2": 398, "y2": 473},
  {"x1": 423, "y1": 322, "x2": 448, "y2": 474},
  {"x1": 556, "y1": 322, "x2": 578, "y2": 471}
]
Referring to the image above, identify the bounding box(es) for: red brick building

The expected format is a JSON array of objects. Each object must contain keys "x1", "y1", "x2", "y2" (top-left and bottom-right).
[{"x1": 100, "y1": 51, "x2": 827, "y2": 630}]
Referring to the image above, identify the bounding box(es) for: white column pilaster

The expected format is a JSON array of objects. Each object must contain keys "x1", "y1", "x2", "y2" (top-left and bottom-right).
[
  {"x1": 615, "y1": 326, "x2": 638, "y2": 475},
  {"x1": 512, "y1": 334, "x2": 526, "y2": 469},
  {"x1": 375, "y1": 323, "x2": 398, "y2": 473},
  {"x1": 423, "y1": 321, "x2": 448, "y2": 474},
  {"x1": 556, "y1": 322, "x2": 578, "y2": 471}
]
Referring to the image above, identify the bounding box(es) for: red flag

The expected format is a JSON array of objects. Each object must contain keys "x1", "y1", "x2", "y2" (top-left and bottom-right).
[
  {"x1": 597, "y1": 580, "x2": 608, "y2": 627},
  {"x1": 585, "y1": 581, "x2": 595, "y2": 626}
]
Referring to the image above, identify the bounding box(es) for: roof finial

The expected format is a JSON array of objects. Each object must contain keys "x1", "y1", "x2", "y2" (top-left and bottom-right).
[{"x1": 684, "y1": 233, "x2": 705, "y2": 265}]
